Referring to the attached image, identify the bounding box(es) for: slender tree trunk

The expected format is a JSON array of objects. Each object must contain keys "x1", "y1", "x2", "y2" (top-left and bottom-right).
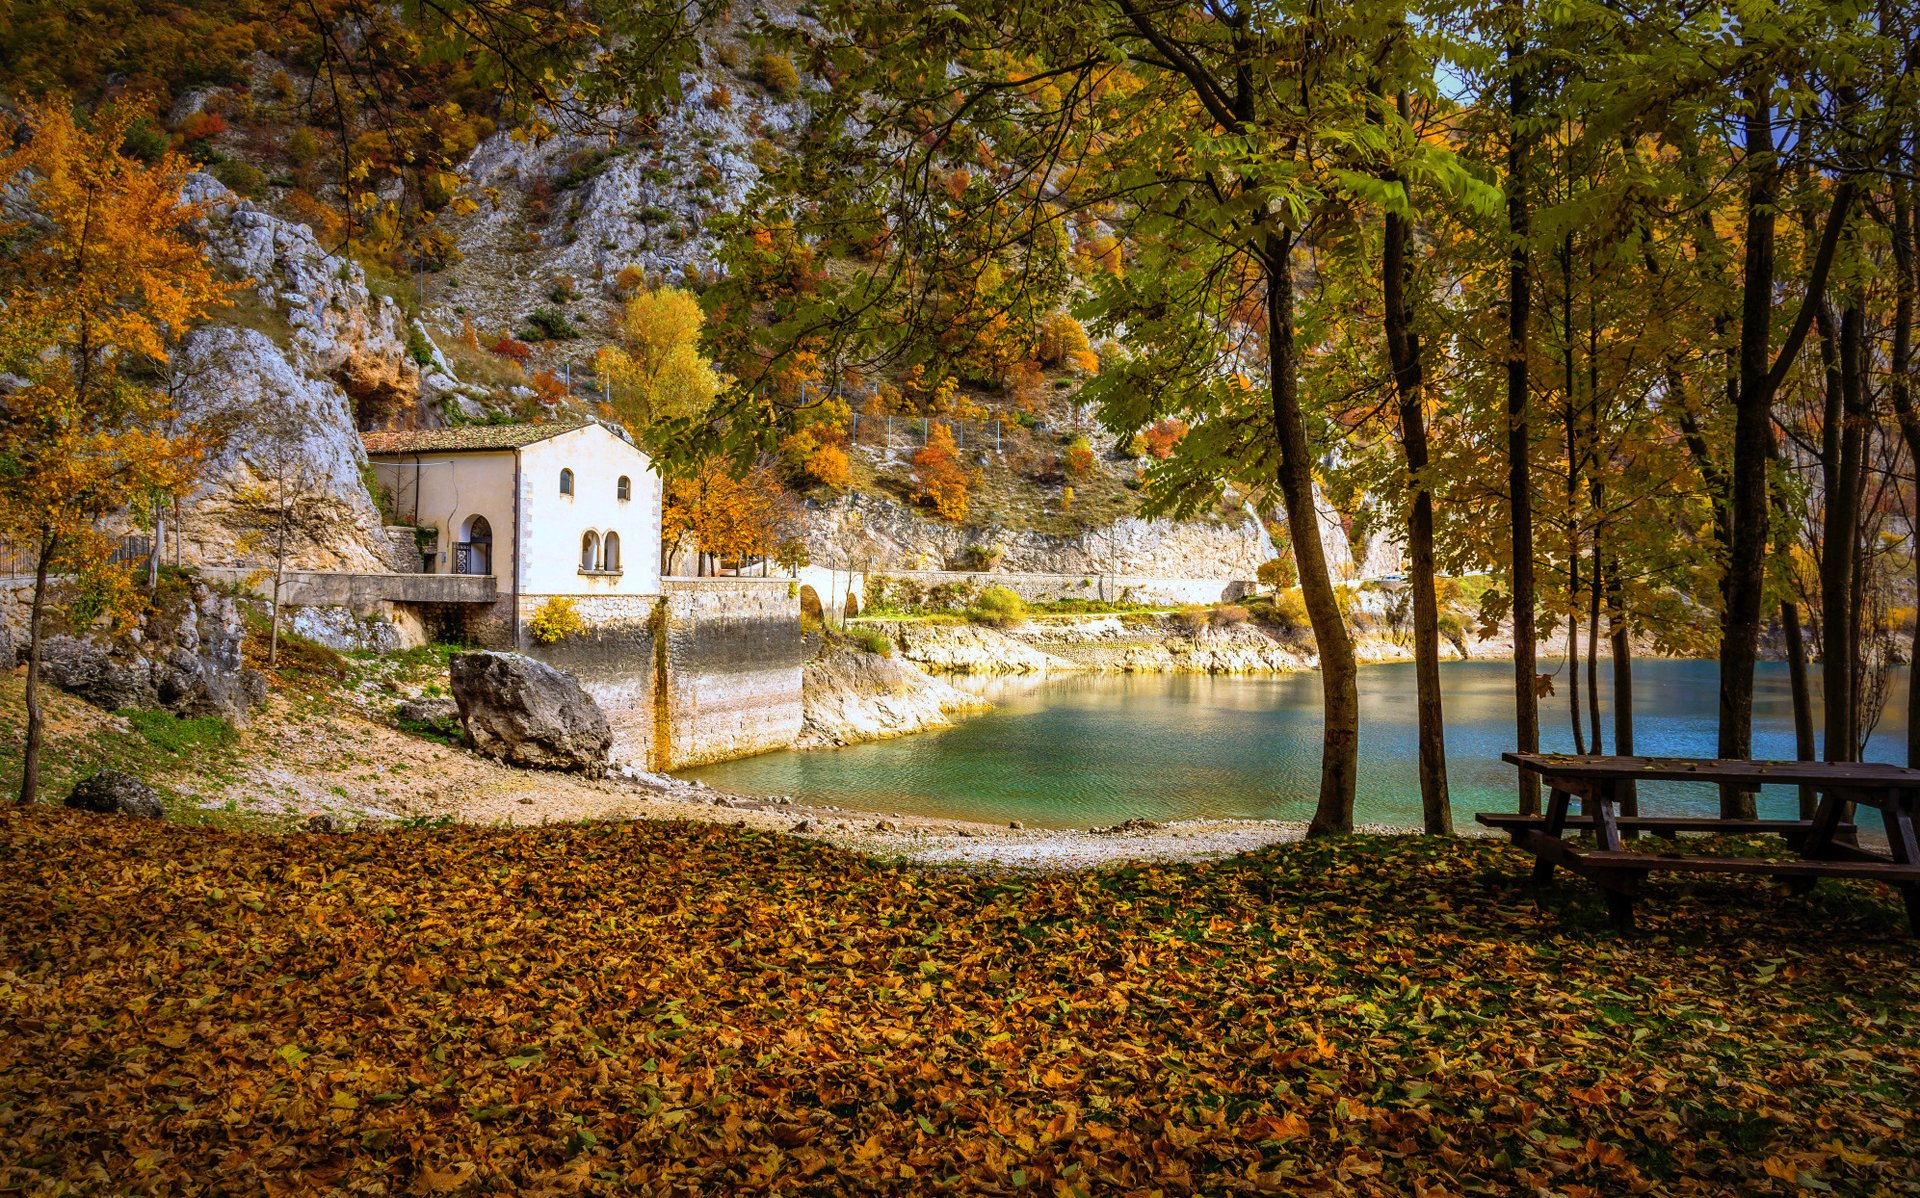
[
  {"x1": 1822, "y1": 301, "x2": 1866, "y2": 763},
  {"x1": 1587, "y1": 547, "x2": 1603, "y2": 754},
  {"x1": 18, "y1": 536, "x2": 54, "y2": 805},
  {"x1": 1717, "y1": 80, "x2": 1779, "y2": 819},
  {"x1": 1562, "y1": 236, "x2": 1584, "y2": 756},
  {"x1": 1382, "y1": 111, "x2": 1451, "y2": 834},
  {"x1": 1607, "y1": 562, "x2": 1636, "y2": 815},
  {"x1": 1505, "y1": 30, "x2": 1539, "y2": 813},
  {"x1": 1888, "y1": 166, "x2": 1920, "y2": 762},
  {"x1": 1265, "y1": 234, "x2": 1358, "y2": 837}
]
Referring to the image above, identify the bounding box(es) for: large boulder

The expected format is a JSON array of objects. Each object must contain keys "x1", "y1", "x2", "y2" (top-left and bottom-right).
[
  {"x1": 65, "y1": 770, "x2": 166, "y2": 819},
  {"x1": 449, "y1": 652, "x2": 611, "y2": 777}
]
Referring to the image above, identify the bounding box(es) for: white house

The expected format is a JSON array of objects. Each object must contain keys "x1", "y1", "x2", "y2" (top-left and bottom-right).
[{"x1": 364, "y1": 420, "x2": 662, "y2": 647}]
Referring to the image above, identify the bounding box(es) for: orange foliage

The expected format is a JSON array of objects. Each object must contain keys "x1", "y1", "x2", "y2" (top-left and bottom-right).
[
  {"x1": 1143, "y1": 417, "x2": 1188, "y2": 460},
  {"x1": 912, "y1": 424, "x2": 975, "y2": 521},
  {"x1": 528, "y1": 370, "x2": 569, "y2": 406}
]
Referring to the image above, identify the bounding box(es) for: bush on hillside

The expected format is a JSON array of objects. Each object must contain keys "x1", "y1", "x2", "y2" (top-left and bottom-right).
[
  {"x1": 755, "y1": 52, "x2": 800, "y2": 95},
  {"x1": 849, "y1": 627, "x2": 893, "y2": 657},
  {"x1": 528, "y1": 596, "x2": 586, "y2": 645},
  {"x1": 968, "y1": 585, "x2": 1027, "y2": 627}
]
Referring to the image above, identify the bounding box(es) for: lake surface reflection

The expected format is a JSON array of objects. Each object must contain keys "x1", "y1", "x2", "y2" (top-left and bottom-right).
[{"x1": 679, "y1": 659, "x2": 1909, "y2": 831}]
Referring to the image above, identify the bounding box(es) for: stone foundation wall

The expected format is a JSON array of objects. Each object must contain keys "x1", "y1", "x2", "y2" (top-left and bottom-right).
[
  {"x1": 518, "y1": 581, "x2": 802, "y2": 769},
  {"x1": 655, "y1": 578, "x2": 804, "y2": 769},
  {"x1": 522, "y1": 594, "x2": 661, "y2": 764}
]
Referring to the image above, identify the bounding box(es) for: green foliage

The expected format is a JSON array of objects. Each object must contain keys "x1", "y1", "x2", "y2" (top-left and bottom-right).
[
  {"x1": 848, "y1": 626, "x2": 893, "y2": 656},
  {"x1": 518, "y1": 307, "x2": 581, "y2": 342},
  {"x1": 404, "y1": 323, "x2": 436, "y2": 367},
  {"x1": 116, "y1": 709, "x2": 238, "y2": 754},
  {"x1": 210, "y1": 160, "x2": 267, "y2": 198},
  {"x1": 967, "y1": 585, "x2": 1027, "y2": 627}
]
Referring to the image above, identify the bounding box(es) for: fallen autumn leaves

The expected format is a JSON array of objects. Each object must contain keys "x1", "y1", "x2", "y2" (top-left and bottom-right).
[{"x1": 2, "y1": 807, "x2": 1916, "y2": 1195}]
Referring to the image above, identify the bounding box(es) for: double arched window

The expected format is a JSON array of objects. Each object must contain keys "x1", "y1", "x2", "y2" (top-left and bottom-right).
[
  {"x1": 560, "y1": 468, "x2": 575, "y2": 496},
  {"x1": 617, "y1": 475, "x2": 631, "y2": 501},
  {"x1": 580, "y1": 530, "x2": 622, "y2": 574}
]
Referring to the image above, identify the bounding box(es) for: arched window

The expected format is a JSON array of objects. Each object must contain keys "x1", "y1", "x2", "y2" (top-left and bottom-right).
[
  {"x1": 616, "y1": 475, "x2": 631, "y2": 501},
  {"x1": 601, "y1": 532, "x2": 621, "y2": 573},
  {"x1": 580, "y1": 531, "x2": 599, "y2": 571},
  {"x1": 458, "y1": 515, "x2": 493, "y2": 575},
  {"x1": 560, "y1": 468, "x2": 575, "y2": 496}
]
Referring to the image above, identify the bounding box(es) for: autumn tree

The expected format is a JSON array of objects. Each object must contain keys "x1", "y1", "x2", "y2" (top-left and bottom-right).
[
  {"x1": 596, "y1": 284, "x2": 723, "y2": 432},
  {"x1": 0, "y1": 100, "x2": 225, "y2": 804},
  {"x1": 912, "y1": 425, "x2": 974, "y2": 522},
  {"x1": 661, "y1": 460, "x2": 802, "y2": 576}
]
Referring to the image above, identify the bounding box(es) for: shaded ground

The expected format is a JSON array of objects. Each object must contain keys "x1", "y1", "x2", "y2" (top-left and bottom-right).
[{"x1": 2, "y1": 808, "x2": 1916, "y2": 1196}]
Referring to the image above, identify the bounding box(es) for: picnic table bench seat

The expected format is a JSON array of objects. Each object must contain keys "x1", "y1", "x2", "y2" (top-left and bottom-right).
[{"x1": 1482, "y1": 752, "x2": 1920, "y2": 935}]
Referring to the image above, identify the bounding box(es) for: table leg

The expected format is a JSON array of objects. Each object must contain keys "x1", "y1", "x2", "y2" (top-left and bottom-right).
[
  {"x1": 1884, "y1": 803, "x2": 1920, "y2": 937},
  {"x1": 1790, "y1": 788, "x2": 1854, "y2": 896},
  {"x1": 1531, "y1": 786, "x2": 1572, "y2": 885},
  {"x1": 1589, "y1": 781, "x2": 1636, "y2": 929}
]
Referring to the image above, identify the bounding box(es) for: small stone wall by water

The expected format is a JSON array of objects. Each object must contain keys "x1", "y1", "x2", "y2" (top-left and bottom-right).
[
  {"x1": 522, "y1": 579, "x2": 802, "y2": 769},
  {"x1": 799, "y1": 567, "x2": 1253, "y2": 616}
]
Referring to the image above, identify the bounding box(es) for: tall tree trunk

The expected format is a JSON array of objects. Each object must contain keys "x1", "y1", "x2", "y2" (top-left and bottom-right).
[
  {"x1": 1607, "y1": 561, "x2": 1636, "y2": 815},
  {"x1": 1718, "y1": 75, "x2": 1856, "y2": 812},
  {"x1": 18, "y1": 536, "x2": 54, "y2": 805},
  {"x1": 1381, "y1": 105, "x2": 1451, "y2": 834},
  {"x1": 1562, "y1": 232, "x2": 1585, "y2": 755},
  {"x1": 1822, "y1": 300, "x2": 1867, "y2": 763},
  {"x1": 1266, "y1": 234, "x2": 1359, "y2": 837},
  {"x1": 1587, "y1": 546, "x2": 1603, "y2": 753},
  {"x1": 1717, "y1": 79, "x2": 1780, "y2": 818},
  {"x1": 1889, "y1": 163, "x2": 1920, "y2": 762},
  {"x1": 1505, "y1": 29, "x2": 1540, "y2": 812}
]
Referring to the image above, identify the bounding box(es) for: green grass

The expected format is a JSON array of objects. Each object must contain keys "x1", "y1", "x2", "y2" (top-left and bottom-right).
[{"x1": 116, "y1": 709, "x2": 238, "y2": 754}]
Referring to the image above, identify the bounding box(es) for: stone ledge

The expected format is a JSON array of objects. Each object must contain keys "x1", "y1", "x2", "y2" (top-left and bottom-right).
[{"x1": 199, "y1": 567, "x2": 499, "y2": 606}]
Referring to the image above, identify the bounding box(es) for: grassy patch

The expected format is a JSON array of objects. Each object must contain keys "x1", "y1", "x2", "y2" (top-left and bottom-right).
[
  {"x1": 1, "y1": 816, "x2": 1915, "y2": 1194},
  {"x1": 116, "y1": 709, "x2": 238, "y2": 754}
]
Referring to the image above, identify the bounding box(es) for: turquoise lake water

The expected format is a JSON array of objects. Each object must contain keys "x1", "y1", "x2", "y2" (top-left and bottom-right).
[{"x1": 678, "y1": 659, "x2": 1909, "y2": 832}]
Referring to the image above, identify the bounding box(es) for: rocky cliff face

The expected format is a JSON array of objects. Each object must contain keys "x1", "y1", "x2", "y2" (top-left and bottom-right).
[
  {"x1": 796, "y1": 642, "x2": 990, "y2": 748},
  {"x1": 7, "y1": 576, "x2": 269, "y2": 724},
  {"x1": 169, "y1": 174, "x2": 483, "y2": 573},
  {"x1": 806, "y1": 492, "x2": 1273, "y2": 578}
]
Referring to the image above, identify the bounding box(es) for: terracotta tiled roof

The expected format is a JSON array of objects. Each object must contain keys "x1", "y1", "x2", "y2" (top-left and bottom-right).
[{"x1": 362, "y1": 420, "x2": 590, "y2": 455}]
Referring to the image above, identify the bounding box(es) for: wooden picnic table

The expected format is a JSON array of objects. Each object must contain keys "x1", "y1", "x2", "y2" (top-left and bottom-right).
[{"x1": 1477, "y1": 752, "x2": 1920, "y2": 935}]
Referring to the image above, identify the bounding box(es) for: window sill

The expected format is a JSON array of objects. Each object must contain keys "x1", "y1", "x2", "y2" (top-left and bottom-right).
[{"x1": 578, "y1": 568, "x2": 624, "y2": 578}]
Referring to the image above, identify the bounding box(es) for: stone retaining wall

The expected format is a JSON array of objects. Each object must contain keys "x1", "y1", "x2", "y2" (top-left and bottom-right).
[{"x1": 798, "y1": 567, "x2": 1252, "y2": 615}]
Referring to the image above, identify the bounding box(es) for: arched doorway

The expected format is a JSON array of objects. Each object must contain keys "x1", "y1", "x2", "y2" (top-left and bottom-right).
[{"x1": 458, "y1": 515, "x2": 493, "y2": 575}]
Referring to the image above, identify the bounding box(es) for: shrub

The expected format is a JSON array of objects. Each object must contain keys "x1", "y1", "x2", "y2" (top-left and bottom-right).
[
  {"x1": 490, "y1": 335, "x2": 532, "y2": 364},
  {"x1": 1064, "y1": 434, "x2": 1095, "y2": 479},
  {"x1": 520, "y1": 307, "x2": 581, "y2": 342},
  {"x1": 1173, "y1": 606, "x2": 1210, "y2": 634},
  {"x1": 850, "y1": 627, "x2": 893, "y2": 657},
  {"x1": 755, "y1": 52, "x2": 801, "y2": 96},
  {"x1": 405, "y1": 323, "x2": 436, "y2": 367},
  {"x1": 529, "y1": 596, "x2": 587, "y2": 644},
  {"x1": 1210, "y1": 604, "x2": 1250, "y2": 628},
  {"x1": 211, "y1": 160, "x2": 267, "y2": 198},
  {"x1": 968, "y1": 585, "x2": 1027, "y2": 627},
  {"x1": 1274, "y1": 587, "x2": 1311, "y2": 630},
  {"x1": 1256, "y1": 555, "x2": 1297, "y2": 593},
  {"x1": 952, "y1": 543, "x2": 1004, "y2": 572},
  {"x1": 1036, "y1": 312, "x2": 1098, "y2": 373},
  {"x1": 120, "y1": 117, "x2": 168, "y2": 163},
  {"x1": 778, "y1": 429, "x2": 851, "y2": 489},
  {"x1": 912, "y1": 424, "x2": 974, "y2": 521}
]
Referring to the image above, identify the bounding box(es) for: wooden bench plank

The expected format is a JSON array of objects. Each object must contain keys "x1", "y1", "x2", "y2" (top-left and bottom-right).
[
  {"x1": 1579, "y1": 851, "x2": 1918, "y2": 881},
  {"x1": 1502, "y1": 752, "x2": 1920, "y2": 792},
  {"x1": 1476, "y1": 813, "x2": 1856, "y2": 836}
]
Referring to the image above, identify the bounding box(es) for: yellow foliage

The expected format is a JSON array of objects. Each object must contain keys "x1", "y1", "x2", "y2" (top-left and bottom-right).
[
  {"x1": 528, "y1": 596, "x2": 587, "y2": 645},
  {"x1": 598, "y1": 285, "x2": 721, "y2": 431}
]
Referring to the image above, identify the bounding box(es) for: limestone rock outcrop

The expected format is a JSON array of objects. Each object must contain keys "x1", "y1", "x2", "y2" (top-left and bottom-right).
[
  {"x1": 880, "y1": 622, "x2": 1065, "y2": 675},
  {"x1": 36, "y1": 579, "x2": 267, "y2": 724},
  {"x1": 450, "y1": 652, "x2": 612, "y2": 776},
  {"x1": 65, "y1": 771, "x2": 166, "y2": 819},
  {"x1": 795, "y1": 642, "x2": 990, "y2": 748}
]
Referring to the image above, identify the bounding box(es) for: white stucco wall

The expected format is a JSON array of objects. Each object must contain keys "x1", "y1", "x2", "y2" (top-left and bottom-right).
[
  {"x1": 371, "y1": 451, "x2": 519, "y2": 583},
  {"x1": 516, "y1": 425, "x2": 662, "y2": 598},
  {"x1": 368, "y1": 424, "x2": 660, "y2": 602}
]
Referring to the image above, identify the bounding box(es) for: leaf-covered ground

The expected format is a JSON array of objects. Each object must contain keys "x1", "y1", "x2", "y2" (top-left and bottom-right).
[{"x1": 2, "y1": 808, "x2": 1916, "y2": 1196}]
